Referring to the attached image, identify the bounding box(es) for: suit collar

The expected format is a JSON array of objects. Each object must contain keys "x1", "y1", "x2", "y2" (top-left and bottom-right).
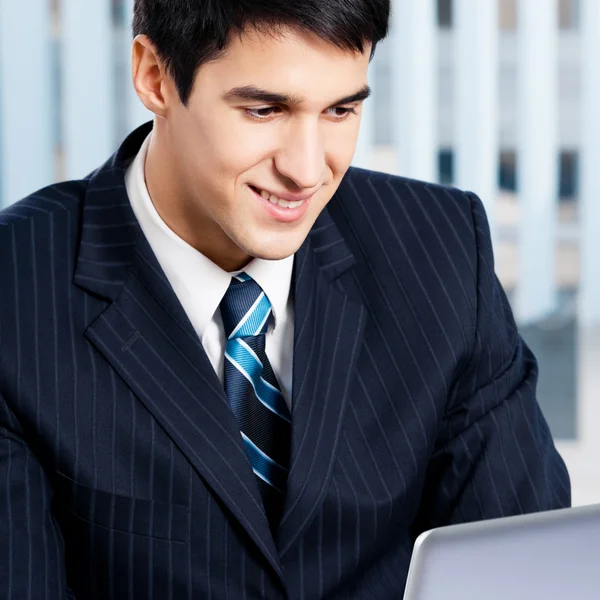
[
  {"x1": 73, "y1": 122, "x2": 151, "y2": 301},
  {"x1": 303, "y1": 201, "x2": 357, "y2": 280},
  {"x1": 73, "y1": 122, "x2": 365, "y2": 575},
  {"x1": 74, "y1": 121, "x2": 358, "y2": 302}
]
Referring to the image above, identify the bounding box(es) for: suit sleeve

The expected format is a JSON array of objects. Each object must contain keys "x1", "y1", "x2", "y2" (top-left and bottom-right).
[
  {"x1": 413, "y1": 192, "x2": 571, "y2": 533},
  {"x1": 0, "y1": 391, "x2": 75, "y2": 598}
]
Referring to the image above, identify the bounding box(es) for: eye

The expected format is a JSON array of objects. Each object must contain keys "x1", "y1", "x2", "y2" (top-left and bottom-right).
[
  {"x1": 325, "y1": 106, "x2": 358, "y2": 119},
  {"x1": 244, "y1": 107, "x2": 282, "y2": 120},
  {"x1": 243, "y1": 105, "x2": 358, "y2": 121}
]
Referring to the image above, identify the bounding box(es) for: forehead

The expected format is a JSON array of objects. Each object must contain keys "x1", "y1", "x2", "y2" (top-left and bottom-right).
[{"x1": 196, "y1": 26, "x2": 371, "y2": 103}]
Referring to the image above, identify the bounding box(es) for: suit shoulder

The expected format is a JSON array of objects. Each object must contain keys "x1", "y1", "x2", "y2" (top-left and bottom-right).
[
  {"x1": 331, "y1": 167, "x2": 487, "y2": 301},
  {"x1": 336, "y1": 168, "x2": 483, "y2": 246},
  {"x1": 0, "y1": 179, "x2": 87, "y2": 274},
  {"x1": 0, "y1": 179, "x2": 87, "y2": 234},
  {"x1": 342, "y1": 167, "x2": 476, "y2": 217},
  {"x1": 330, "y1": 168, "x2": 483, "y2": 357}
]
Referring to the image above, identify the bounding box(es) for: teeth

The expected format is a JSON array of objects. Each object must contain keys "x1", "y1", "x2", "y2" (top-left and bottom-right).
[
  {"x1": 275, "y1": 198, "x2": 304, "y2": 208},
  {"x1": 254, "y1": 186, "x2": 305, "y2": 208}
]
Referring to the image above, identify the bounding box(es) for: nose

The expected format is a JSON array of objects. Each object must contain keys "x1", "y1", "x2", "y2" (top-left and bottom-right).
[{"x1": 274, "y1": 118, "x2": 325, "y2": 190}]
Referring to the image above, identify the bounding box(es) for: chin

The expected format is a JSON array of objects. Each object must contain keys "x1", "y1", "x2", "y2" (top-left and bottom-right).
[
  {"x1": 249, "y1": 247, "x2": 297, "y2": 261},
  {"x1": 241, "y1": 237, "x2": 302, "y2": 262},
  {"x1": 234, "y1": 223, "x2": 312, "y2": 262}
]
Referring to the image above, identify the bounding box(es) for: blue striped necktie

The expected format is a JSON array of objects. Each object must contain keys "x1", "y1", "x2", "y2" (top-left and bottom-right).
[{"x1": 220, "y1": 273, "x2": 291, "y2": 530}]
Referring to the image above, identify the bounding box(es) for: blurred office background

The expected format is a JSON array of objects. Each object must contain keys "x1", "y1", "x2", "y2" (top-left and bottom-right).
[{"x1": 1, "y1": 0, "x2": 599, "y2": 505}]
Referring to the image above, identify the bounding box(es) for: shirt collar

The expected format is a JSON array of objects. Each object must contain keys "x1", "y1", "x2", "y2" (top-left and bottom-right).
[{"x1": 125, "y1": 131, "x2": 294, "y2": 338}]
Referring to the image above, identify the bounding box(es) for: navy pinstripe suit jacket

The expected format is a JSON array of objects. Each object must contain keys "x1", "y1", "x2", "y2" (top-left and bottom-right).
[{"x1": 0, "y1": 123, "x2": 570, "y2": 599}]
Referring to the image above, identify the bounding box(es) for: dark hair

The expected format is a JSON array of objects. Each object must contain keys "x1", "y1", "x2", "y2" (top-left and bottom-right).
[{"x1": 133, "y1": 0, "x2": 390, "y2": 106}]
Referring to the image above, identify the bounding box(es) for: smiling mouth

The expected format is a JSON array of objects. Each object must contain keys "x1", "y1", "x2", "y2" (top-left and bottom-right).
[{"x1": 249, "y1": 185, "x2": 308, "y2": 209}]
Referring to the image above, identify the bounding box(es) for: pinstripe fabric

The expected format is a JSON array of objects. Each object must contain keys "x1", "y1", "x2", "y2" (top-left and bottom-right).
[{"x1": 0, "y1": 123, "x2": 570, "y2": 599}]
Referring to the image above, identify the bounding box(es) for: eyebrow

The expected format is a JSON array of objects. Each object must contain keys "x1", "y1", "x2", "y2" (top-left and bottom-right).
[{"x1": 221, "y1": 84, "x2": 371, "y2": 107}]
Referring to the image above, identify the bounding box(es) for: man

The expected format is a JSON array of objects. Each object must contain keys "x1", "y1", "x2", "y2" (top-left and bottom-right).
[{"x1": 0, "y1": 0, "x2": 570, "y2": 598}]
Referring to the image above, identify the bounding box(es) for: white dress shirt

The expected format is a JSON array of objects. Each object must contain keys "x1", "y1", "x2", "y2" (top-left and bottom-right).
[{"x1": 125, "y1": 132, "x2": 295, "y2": 409}]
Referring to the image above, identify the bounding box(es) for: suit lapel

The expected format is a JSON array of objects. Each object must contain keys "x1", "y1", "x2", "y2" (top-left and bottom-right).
[
  {"x1": 278, "y1": 207, "x2": 367, "y2": 558},
  {"x1": 73, "y1": 124, "x2": 283, "y2": 582},
  {"x1": 72, "y1": 123, "x2": 367, "y2": 571}
]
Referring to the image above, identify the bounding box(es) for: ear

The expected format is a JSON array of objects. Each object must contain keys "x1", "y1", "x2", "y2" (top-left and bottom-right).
[{"x1": 131, "y1": 34, "x2": 178, "y2": 117}]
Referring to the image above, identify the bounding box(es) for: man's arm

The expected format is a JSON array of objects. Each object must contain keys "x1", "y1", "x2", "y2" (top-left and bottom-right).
[
  {"x1": 413, "y1": 192, "x2": 571, "y2": 533},
  {"x1": 0, "y1": 390, "x2": 75, "y2": 598}
]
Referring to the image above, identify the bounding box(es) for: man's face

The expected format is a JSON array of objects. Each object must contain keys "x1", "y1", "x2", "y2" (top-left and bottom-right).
[{"x1": 159, "y1": 26, "x2": 371, "y2": 269}]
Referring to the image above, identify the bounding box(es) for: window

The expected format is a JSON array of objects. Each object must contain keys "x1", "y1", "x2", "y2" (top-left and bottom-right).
[
  {"x1": 437, "y1": 0, "x2": 452, "y2": 28},
  {"x1": 520, "y1": 295, "x2": 577, "y2": 440},
  {"x1": 559, "y1": 0, "x2": 580, "y2": 30},
  {"x1": 498, "y1": 0, "x2": 579, "y2": 32},
  {"x1": 499, "y1": 150, "x2": 517, "y2": 192},
  {"x1": 559, "y1": 151, "x2": 579, "y2": 200},
  {"x1": 438, "y1": 149, "x2": 454, "y2": 185},
  {"x1": 112, "y1": 0, "x2": 126, "y2": 27},
  {"x1": 499, "y1": 0, "x2": 517, "y2": 31}
]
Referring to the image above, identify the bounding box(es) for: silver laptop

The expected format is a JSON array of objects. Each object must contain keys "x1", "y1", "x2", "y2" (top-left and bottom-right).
[{"x1": 403, "y1": 504, "x2": 600, "y2": 600}]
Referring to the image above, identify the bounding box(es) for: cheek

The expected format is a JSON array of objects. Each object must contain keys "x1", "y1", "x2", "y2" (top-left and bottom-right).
[
  {"x1": 201, "y1": 129, "x2": 275, "y2": 184},
  {"x1": 199, "y1": 106, "x2": 277, "y2": 162},
  {"x1": 327, "y1": 126, "x2": 361, "y2": 172}
]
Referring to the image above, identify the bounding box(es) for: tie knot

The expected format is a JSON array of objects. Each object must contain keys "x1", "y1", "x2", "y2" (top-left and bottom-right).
[{"x1": 220, "y1": 273, "x2": 272, "y2": 340}]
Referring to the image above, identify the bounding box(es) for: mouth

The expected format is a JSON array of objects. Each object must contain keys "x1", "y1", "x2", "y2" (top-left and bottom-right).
[
  {"x1": 248, "y1": 185, "x2": 313, "y2": 223},
  {"x1": 249, "y1": 185, "x2": 310, "y2": 208}
]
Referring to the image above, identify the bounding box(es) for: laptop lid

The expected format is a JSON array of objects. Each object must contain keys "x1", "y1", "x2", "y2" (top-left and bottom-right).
[{"x1": 403, "y1": 504, "x2": 600, "y2": 600}]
